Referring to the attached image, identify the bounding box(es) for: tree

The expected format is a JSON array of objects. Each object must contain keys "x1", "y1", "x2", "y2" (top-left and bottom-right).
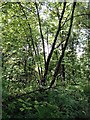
[{"x1": 1, "y1": 1, "x2": 90, "y2": 119}]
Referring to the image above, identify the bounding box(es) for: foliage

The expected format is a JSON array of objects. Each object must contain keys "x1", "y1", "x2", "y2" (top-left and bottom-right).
[
  {"x1": 2, "y1": 85, "x2": 89, "y2": 119},
  {"x1": 1, "y1": 1, "x2": 90, "y2": 120}
]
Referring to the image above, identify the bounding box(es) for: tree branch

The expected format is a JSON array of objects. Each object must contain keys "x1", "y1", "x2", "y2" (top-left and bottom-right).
[
  {"x1": 55, "y1": 40, "x2": 65, "y2": 49},
  {"x1": 61, "y1": 13, "x2": 90, "y2": 28},
  {"x1": 4, "y1": 87, "x2": 50, "y2": 103}
]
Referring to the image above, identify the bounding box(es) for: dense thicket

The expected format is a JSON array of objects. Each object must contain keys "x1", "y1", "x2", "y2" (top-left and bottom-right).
[{"x1": 1, "y1": 1, "x2": 90, "y2": 119}]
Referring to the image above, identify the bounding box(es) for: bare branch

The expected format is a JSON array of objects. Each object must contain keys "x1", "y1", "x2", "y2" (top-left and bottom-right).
[
  {"x1": 55, "y1": 40, "x2": 65, "y2": 49},
  {"x1": 61, "y1": 13, "x2": 90, "y2": 28},
  {"x1": 4, "y1": 87, "x2": 50, "y2": 103}
]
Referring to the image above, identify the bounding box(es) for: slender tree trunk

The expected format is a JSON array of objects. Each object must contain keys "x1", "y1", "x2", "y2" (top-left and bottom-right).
[
  {"x1": 41, "y1": 2, "x2": 66, "y2": 85},
  {"x1": 50, "y1": 2, "x2": 76, "y2": 88},
  {"x1": 87, "y1": 1, "x2": 90, "y2": 117},
  {"x1": 35, "y1": 2, "x2": 46, "y2": 68},
  {"x1": 88, "y1": 1, "x2": 90, "y2": 82},
  {"x1": 18, "y1": 2, "x2": 41, "y2": 80},
  {"x1": 60, "y1": 44, "x2": 65, "y2": 82},
  {"x1": 47, "y1": 27, "x2": 49, "y2": 56},
  {"x1": 71, "y1": 37, "x2": 77, "y2": 84},
  {"x1": 24, "y1": 58, "x2": 28, "y2": 81}
]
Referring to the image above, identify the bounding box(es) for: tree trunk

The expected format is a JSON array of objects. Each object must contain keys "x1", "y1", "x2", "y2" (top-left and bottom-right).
[{"x1": 50, "y1": 2, "x2": 76, "y2": 88}]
